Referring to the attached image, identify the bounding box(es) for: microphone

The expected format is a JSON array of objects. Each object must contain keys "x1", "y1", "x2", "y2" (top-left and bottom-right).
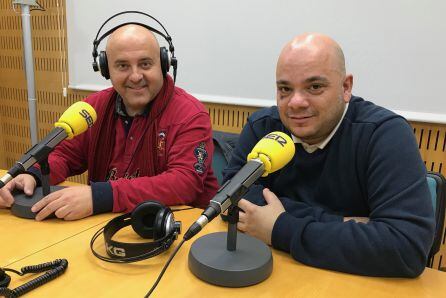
[
  {"x1": 184, "y1": 131, "x2": 295, "y2": 240},
  {"x1": 0, "y1": 101, "x2": 97, "y2": 189}
]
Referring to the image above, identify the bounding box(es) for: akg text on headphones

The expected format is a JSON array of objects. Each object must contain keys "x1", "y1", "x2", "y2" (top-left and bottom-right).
[
  {"x1": 91, "y1": 10, "x2": 178, "y2": 81},
  {"x1": 90, "y1": 201, "x2": 182, "y2": 263}
]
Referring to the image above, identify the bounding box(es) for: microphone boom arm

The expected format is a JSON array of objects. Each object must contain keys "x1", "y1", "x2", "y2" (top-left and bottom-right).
[
  {"x1": 210, "y1": 159, "x2": 265, "y2": 214},
  {"x1": 0, "y1": 127, "x2": 67, "y2": 189},
  {"x1": 0, "y1": 101, "x2": 97, "y2": 190},
  {"x1": 184, "y1": 159, "x2": 265, "y2": 240}
]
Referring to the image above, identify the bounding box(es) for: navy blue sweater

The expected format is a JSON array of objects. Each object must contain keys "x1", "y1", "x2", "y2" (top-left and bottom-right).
[{"x1": 223, "y1": 96, "x2": 435, "y2": 277}]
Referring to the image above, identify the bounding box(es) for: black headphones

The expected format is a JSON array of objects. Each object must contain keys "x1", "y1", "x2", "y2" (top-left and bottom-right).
[
  {"x1": 90, "y1": 201, "x2": 181, "y2": 263},
  {"x1": 92, "y1": 11, "x2": 178, "y2": 81}
]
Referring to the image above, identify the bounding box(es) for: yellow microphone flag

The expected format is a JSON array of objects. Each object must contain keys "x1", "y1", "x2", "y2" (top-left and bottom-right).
[
  {"x1": 54, "y1": 101, "x2": 97, "y2": 139},
  {"x1": 247, "y1": 131, "x2": 295, "y2": 177}
]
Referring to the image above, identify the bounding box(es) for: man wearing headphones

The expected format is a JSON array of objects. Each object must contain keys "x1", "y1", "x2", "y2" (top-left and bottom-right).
[
  {"x1": 0, "y1": 24, "x2": 219, "y2": 220},
  {"x1": 224, "y1": 33, "x2": 435, "y2": 277}
]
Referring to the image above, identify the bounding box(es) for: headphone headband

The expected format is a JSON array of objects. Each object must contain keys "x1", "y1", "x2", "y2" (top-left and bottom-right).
[
  {"x1": 93, "y1": 22, "x2": 175, "y2": 56},
  {"x1": 104, "y1": 213, "x2": 176, "y2": 259},
  {"x1": 92, "y1": 22, "x2": 174, "y2": 59},
  {"x1": 94, "y1": 10, "x2": 172, "y2": 42}
]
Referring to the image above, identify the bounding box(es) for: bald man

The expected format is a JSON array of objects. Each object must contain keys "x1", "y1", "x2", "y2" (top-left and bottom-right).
[
  {"x1": 224, "y1": 33, "x2": 434, "y2": 277},
  {"x1": 0, "y1": 24, "x2": 219, "y2": 220}
]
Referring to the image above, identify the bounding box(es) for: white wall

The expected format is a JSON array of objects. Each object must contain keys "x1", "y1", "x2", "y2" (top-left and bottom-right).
[{"x1": 66, "y1": 0, "x2": 446, "y2": 123}]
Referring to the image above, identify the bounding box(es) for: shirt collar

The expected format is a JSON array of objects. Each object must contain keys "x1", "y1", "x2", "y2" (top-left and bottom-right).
[{"x1": 292, "y1": 102, "x2": 349, "y2": 153}]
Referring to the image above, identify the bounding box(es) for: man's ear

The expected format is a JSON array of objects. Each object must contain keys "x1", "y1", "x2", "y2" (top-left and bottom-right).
[{"x1": 343, "y1": 74, "x2": 353, "y2": 102}]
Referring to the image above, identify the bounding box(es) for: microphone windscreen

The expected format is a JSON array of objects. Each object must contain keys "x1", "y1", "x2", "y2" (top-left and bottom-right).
[
  {"x1": 54, "y1": 101, "x2": 97, "y2": 139},
  {"x1": 247, "y1": 131, "x2": 295, "y2": 176}
]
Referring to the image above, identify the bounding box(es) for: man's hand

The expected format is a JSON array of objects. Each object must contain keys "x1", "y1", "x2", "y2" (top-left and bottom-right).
[
  {"x1": 0, "y1": 174, "x2": 36, "y2": 208},
  {"x1": 31, "y1": 186, "x2": 93, "y2": 221},
  {"x1": 237, "y1": 188, "x2": 285, "y2": 245}
]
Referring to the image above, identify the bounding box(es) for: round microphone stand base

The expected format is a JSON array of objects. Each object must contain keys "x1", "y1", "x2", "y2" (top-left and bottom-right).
[
  {"x1": 11, "y1": 186, "x2": 64, "y2": 219},
  {"x1": 188, "y1": 231, "x2": 273, "y2": 287}
]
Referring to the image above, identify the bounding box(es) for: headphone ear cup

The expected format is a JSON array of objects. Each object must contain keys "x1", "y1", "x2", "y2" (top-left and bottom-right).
[
  {"x1": 159, "y1": 47, "x2": 170, "y2": 78},
  {"x1": 131, "y1": 201, "x2": 164, "y2": 239},
  {"x1": 153, "y1": 208, "x2": 170, "y2": 240},
  {"x1": 98, "y1": 51, "x2": 110, "y2": 80}
]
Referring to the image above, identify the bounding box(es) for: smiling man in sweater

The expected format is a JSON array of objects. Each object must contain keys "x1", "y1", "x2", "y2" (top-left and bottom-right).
[{"x1": 224, "y1": 33, "x2": 435, "y2": 277}]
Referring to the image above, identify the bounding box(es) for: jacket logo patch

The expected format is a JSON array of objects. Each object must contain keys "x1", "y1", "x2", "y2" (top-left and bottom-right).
[
  {"x1": 106, "y1": 168, "x2": 140, "y2": 180},
  {"x1": 193, "y1": 142, "x2": 207, "y2": 174},
  {"x1": 124, "y1": 169, "x2": 140, "y2": 179},
  {"x1": 157, "y1": 131, "x2": 167, "y2": 157},
  {"x1": 106, "y1": 168, "x2": 117, "y2": 181}
]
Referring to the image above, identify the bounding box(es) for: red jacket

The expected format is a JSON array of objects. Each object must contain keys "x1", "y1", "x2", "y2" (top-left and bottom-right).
[{"x1": 46, "y1": 85, "x2": 219, "y2": 212}]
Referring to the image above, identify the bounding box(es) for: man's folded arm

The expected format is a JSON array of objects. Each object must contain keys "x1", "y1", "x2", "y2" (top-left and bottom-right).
[{"x1": 272, "y1": 119, "x2": 435, "y2": 277}]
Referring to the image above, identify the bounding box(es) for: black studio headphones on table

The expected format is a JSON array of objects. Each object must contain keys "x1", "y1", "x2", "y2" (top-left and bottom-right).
[
  {"x1": 91, "y1": 201, "x2": 182, "y2": 263},
  {"x1": 91, "y1": 10, "x2": 178, "y2": 81}
]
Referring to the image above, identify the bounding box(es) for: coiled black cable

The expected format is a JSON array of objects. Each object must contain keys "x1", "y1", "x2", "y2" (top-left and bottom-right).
[{"x1": 0, "y1": 259, "x2": 68, "y2": 298}]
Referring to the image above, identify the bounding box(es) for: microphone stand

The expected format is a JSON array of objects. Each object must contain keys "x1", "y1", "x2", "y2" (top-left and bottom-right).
[
  {"x1": 10, "y1": 158, "x2": 64, "y2": 219},
  {"x1": 188, "y1": 203, "x2": 273, "y2": 287},
  {"x1": 226, "y1": 205, "x2": 239, "y2": 251},
  {"x1": 39, "y1": 157, "x2": 51, "y2": 197}
]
